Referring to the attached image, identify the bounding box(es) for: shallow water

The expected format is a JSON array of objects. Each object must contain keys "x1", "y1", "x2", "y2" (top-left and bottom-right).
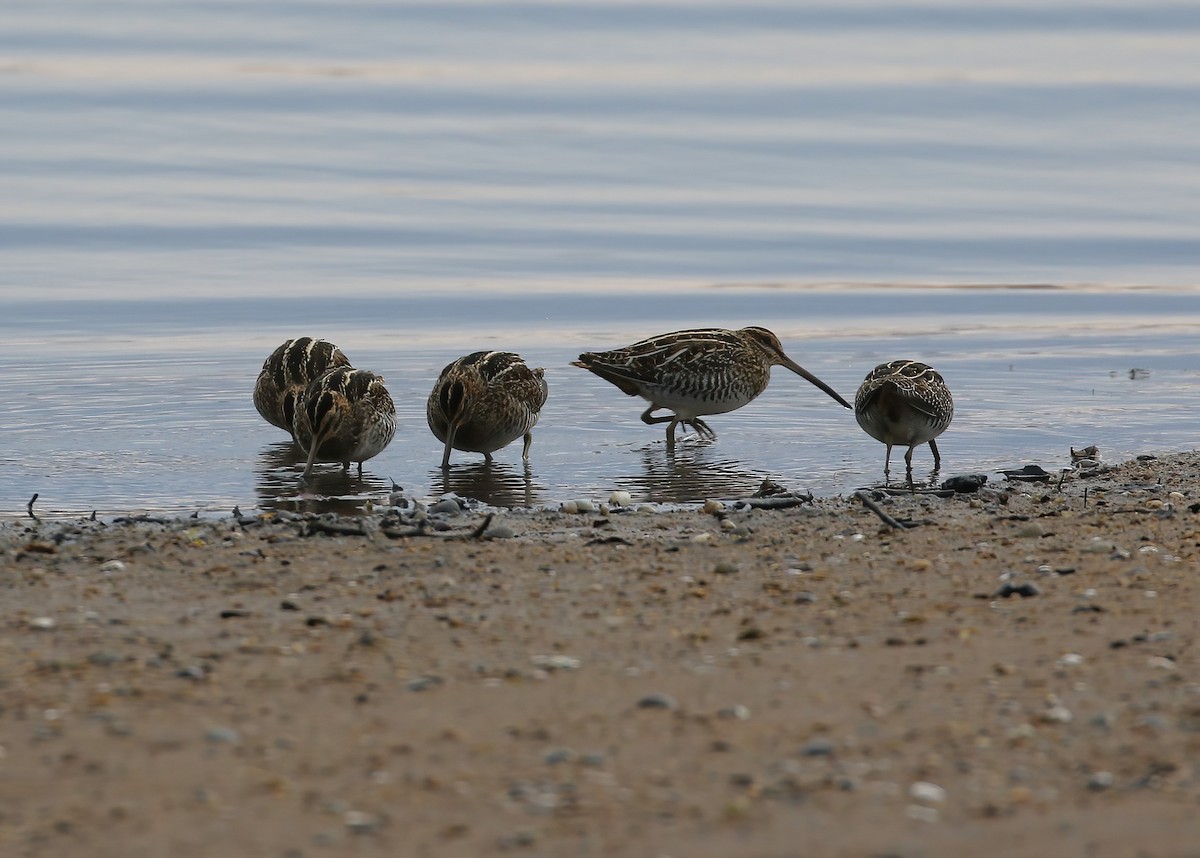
[
  {"x1": 4, "y1": 287, "x2": 1198, "y2": 518},
  {"x1": 2, "y1": 2, "x2": 1199, "y2": 516}
]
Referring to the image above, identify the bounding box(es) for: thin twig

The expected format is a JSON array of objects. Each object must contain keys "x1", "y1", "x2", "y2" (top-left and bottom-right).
[
  {"x1": 27, "y1": 493, "x2": 39, "y2": 522},
  {"x1": 854, "y1": 490, "x2": 911, "y2": 530},
  {"x1": 469, "y1": 513, "x2": 495, "y2": 539}
]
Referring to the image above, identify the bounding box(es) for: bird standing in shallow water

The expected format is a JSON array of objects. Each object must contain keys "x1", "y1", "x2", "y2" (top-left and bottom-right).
[
  {"x1": 427, "y1": 351, "x2": 548, "y2": 468},
  {"x1": 293, "y1": 366, "x2": 396, "y2": 480},
  {"x1": 572, "y1": 326, "x2": 851, "y2": 451},
  {"x1": 855, "y1": 359, "x2": 953, "y2": 481},
  {"x1": 253, "y1": 337, "x2": 351, "y2": 439}
]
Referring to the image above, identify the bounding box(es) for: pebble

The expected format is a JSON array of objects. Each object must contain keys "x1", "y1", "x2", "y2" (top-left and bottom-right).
[
  {"x1": 99, "y1": 560, "x2": 126, "y2": 573},
  {"x1": 794, "y1": 591, "x2": 817, "y2": 604},
  {"x1": 713, "y1": 561, "x2": 738, "y2": 575},
  {"x1": 909, "y1": 781, "x2": 947, "y2": 805},
  {"x1": 609, "y1": 490, "x2": 632, "y2": 507},
  {"x1": 484, "y1": 523, "x2": 515, "y2": 539},
  {"x1": 702, "y1": 499, "x2": 725, "y2": 514},
  {"x1": 1087, "y1": 771, "x2": 1115, "y2": 791},
  {"x1": 530, "y1": 654, "x2": 581, "y2": 671},
  {"x1": 343, "y1": 810, "x2": 381, "y2": 834},
  {"x1": 406, "y1": 675, "x2": 444, "y2": 692},
  {"x1": 717, "y1": 704, "x2": 750, "y2": 720},
  {"x1": 1057, "y1": 653, "x2": 1085, "y2": 668},
  {"x1": 636, "y1": 692, "x2": 678, "y2": 710},
  {"x1": 28, "y1": 617, "x2": 56, "y2": 631},
  {"x1": 205, "y1": 726, "x2": 241, "y2": 744},
  {"x1": 427, "y1": 499, "x2": 462, "y2": 515},
  {"x1": 801, "y1": 737, "x2": 835, "y2": 757},
  {"x1": 542, "y1": 747, "x2": 576, "y2": 765},
  {"x1": 559, "y1": 499, "x2": 595, "y2": 514},
  {"x1": 1017, "y1": 522, "x2": 1043, "y2": 538}
]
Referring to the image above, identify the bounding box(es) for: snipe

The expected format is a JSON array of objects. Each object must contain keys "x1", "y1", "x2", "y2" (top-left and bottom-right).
[
  {"x1": 293, "y1": 366, "x2": 397, "y2": 480},
  {"x1": 427, "y1": 351, "x2": 548, "y2": 468},
  {"x1": 854, "y1": 359, "x2": 953, "y2": 480},
  {"x1": 253, "y1": 337, "x2": 351, "y2": 438},
  {"x1": 573, "y1": 326, "x2": 850, "y2": 450}
]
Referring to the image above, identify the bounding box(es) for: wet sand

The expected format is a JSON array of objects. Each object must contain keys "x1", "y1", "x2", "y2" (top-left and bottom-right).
[{"x1": 2, "y1": 452, "x2": 1199, "y2": 857}]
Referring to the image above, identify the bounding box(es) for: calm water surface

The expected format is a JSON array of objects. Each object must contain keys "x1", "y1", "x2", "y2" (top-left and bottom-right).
[
  {"x1": 2, "y1": 2, "x2": 1198, "y2": 516},
  {"x1": 3, "y1": 288, "x2": 1198, "y2": 518}
]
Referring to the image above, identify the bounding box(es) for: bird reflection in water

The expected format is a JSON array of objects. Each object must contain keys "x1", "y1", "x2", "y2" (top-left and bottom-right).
[
  {"x1": 432, "y1": 461, "x2": 541, "y2": 508},
  {"x1": 255, "y1": 442, "x2": 392, "y2": 515},
  {"x1": 624, "y1": 444, "x2": 768, "y2": 504}
]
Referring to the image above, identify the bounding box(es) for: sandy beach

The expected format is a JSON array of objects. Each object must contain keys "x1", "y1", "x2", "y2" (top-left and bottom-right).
[{"x1": 2, "y1": 451, "x2": 1199, "y2": 857}]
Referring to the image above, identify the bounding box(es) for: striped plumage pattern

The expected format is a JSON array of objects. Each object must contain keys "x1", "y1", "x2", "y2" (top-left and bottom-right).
[
  {"x1": 427, "y1": 351, "x2": 548, "y2": 468},
  {"x1": 253, "y1": 337, "x2": 351, "y2": 436},
  {"x1": 573, "y1": 326, "x2": 850, "y2": 450},
  {"x1": 855, "y1": 359, "x2": 954, "y2": 478},
  {"x1": 293, "y1": 366, "x2": 396, "y2": 480}
]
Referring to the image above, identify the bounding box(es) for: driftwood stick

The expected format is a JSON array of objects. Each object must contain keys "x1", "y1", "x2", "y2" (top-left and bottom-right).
[{"x1": 855, "y1": 490, "x2": 911, "y2": 531}]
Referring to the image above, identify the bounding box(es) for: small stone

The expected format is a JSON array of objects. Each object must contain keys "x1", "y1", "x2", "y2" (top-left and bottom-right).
[
  {"x1": 703, "y1": 499, "x2": 725, "y2": 514},
  {"x1": 716, "y1": 704, "x2": 750, "y2": 720},
  {"x1": 636, "y1": 693, "x2": 677, "y2": 711},
  {"x1": 205, "y1": 726, "x2": 241, "y2": 744},
  {"x1": 713, "y1": 561, "x2": 738, "y2": 575},
  {"x1": 99, "y1": 560, "x2": 126, "y2": 573},
  {"x1": 485, "y1": 523, "x2": 515, "y2": 539},
  {"x1": 1057, "y1": 653, "x2": 1085, "y2": 668},
  {"x1": 530, "y1": 654, "x2": 581, "y2": 671},
  {"x1": 1042, "y1": 705, "x2": 1073, "y2": 724},
  {"x1": 406, "y1": 675, "x2": 444, "y2": 692},
  {"x1": 801, "y1": 737, "x2": 835, "y2": 757},
  {"x1": 909, "y1": 781, "x2": 947, "y2": 805},
  {"x1": 29, "y1": 617, "x2": 56, "y2": 631},
  {"x1": 344, "y1": 810, "x2": 381, "y2": 834},
  {"x1": 88, "y1": 650, "x2": 123, "y2": 666},
  {"x1": 428, "y1": 499, "x2": 462, "y2": 515},
  {"x1": 794, "y1": 591, "x2": 817, "y2": 604},
  {"x1": 609, "y1": 490, "x2": 632, "y2": 507},
  {"x1": 1017, "y1": 522, "x2": 1043, "y2": 537},
  {"x1": 543, "y1": 747, "x2": 576, "y2": 765},
  {"x1": 1087, "y1": 771, "x2": 1115, "y2": 791},
  {"x1": 1147, "y1": 656, "x2": 1177, "y2": 671}
]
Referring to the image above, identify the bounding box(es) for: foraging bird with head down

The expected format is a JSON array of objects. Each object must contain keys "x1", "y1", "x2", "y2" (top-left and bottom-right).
[
  {"x1": 572, "y1": 326, "x2": 851, "y2": 450},
  {"x1": 427, "y1": 350, "x2": 548, "y2": 468},
  {"x1": 292, "y1": 366, "x2": 396, "y2": 481},
  {"x1": 253, "y1": 337, "x2": 351, "y2": 440},
  {"x1": 854, "y1": 359, "x2": 954, "y2": 480}
]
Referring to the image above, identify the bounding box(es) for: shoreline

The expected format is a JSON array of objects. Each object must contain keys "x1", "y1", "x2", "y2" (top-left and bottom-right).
[{"x1": 2, "y1": 450, "x2": 1199, "y2": 855}]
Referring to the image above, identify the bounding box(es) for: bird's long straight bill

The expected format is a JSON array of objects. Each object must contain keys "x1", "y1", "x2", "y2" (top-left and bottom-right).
[{"x1": 780, "y1": 358, "x2": 852, "y2": 408}]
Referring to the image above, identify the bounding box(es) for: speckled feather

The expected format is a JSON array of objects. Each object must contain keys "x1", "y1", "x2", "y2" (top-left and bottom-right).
[
  {"x1": 427, "y1": 351, "x2": 548, "y2": 466},
  {"x1": 253, "y1": 337, "x2": 351, "y2": 435}
]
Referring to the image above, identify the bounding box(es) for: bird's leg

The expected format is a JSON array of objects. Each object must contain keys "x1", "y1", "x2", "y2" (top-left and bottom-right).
[
  {"x1": 484, "y1": 451, "x2": 494, "y2": 465},
  {"x1": 929, "y1": 439, "x2": 942, "y2": 468},
  {"x1": 357, "y1": 461, "x2": 364, "y2": 477},
  {"x1": 640, "y1": 405, "x2": 675, "y2": 426},
  {"x1": 883, "y1": 443, "x2": 893, "y2": 483},
  {"x1": 522, "y1": 432, "x2": 533, "y2": 461},
  {"x1": 665, "y1": 418, "x2": 680, "y2": 453}
]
